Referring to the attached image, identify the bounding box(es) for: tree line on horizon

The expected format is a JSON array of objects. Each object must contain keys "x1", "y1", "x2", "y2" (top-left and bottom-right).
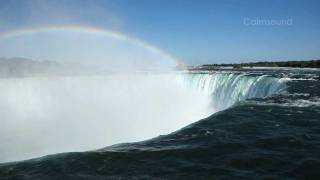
[{"x1": 200, "y1": 59, "x2": 320, "y2": 69}]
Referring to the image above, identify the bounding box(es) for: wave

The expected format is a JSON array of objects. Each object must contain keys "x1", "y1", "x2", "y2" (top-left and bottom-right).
[{"x1": 247, "y1": 97, "x2": 320, "y2": 108}]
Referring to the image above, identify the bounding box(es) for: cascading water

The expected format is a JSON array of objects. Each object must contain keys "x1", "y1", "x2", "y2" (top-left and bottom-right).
[
  {"x1": 0, "y1": 72, "x2": 286, "y2": 163},
  {"x1": 183, "y1": 73, "x2": 286, "y2": 112}
]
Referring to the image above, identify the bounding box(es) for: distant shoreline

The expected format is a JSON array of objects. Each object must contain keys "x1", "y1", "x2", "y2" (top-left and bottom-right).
[{"x1": 187, "y1": 59, "x2": 320, "y2": 71}]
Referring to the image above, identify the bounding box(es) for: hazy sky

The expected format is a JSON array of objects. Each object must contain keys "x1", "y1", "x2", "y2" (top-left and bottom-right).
[{"x1": 0, "y1": 0, "x2": 319, "y2": 64}]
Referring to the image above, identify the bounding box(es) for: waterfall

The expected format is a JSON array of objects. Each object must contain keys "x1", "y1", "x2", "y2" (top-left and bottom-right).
[
  {"x1": 0, "y1": 72, "x2": 286, "y2": 162},
  {"x1": 183, "y1": 73, "x2": 286, "y2": 112}
]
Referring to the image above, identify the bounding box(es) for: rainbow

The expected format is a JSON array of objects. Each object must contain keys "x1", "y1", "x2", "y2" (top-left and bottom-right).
[{"x1": 0, "y1": 24, "x2": 182, "y2": 64}]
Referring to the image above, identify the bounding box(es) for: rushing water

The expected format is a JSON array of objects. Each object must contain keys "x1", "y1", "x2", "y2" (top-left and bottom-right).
[
  {"x1": 184, "y1": 73, "x2": 286, "y2": 112},
  {"x1": 0, "y1": 68, "x2": 319, "y2": 179}
]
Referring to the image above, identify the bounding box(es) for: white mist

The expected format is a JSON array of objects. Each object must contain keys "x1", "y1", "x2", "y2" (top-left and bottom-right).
[{"x1": 0, "y1": 73, "x2": 212, "y2": 162}]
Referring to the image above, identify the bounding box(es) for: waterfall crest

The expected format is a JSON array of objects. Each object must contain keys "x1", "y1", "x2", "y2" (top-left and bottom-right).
[{"x1": 183, "y1": 73, "x2": 286, "y2": 111}]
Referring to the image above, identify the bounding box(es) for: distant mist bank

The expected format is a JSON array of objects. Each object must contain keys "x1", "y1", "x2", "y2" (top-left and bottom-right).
[{"x1": 0, "y1": 57, "x2": 92, "y2": 77}]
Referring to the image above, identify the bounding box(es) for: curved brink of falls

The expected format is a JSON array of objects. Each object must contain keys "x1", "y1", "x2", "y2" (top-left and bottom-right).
[
  {"x1": 0, "y1": 72, "x2": 286, "y2": 162},
  {"x1": 183, "y1": 73, "x2": 286, "y2": 112}
]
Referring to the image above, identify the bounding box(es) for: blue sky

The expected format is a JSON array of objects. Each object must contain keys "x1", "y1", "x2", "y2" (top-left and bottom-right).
[{"x1": 0, "y1": 0, "x2": 319, "y2": 64}]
